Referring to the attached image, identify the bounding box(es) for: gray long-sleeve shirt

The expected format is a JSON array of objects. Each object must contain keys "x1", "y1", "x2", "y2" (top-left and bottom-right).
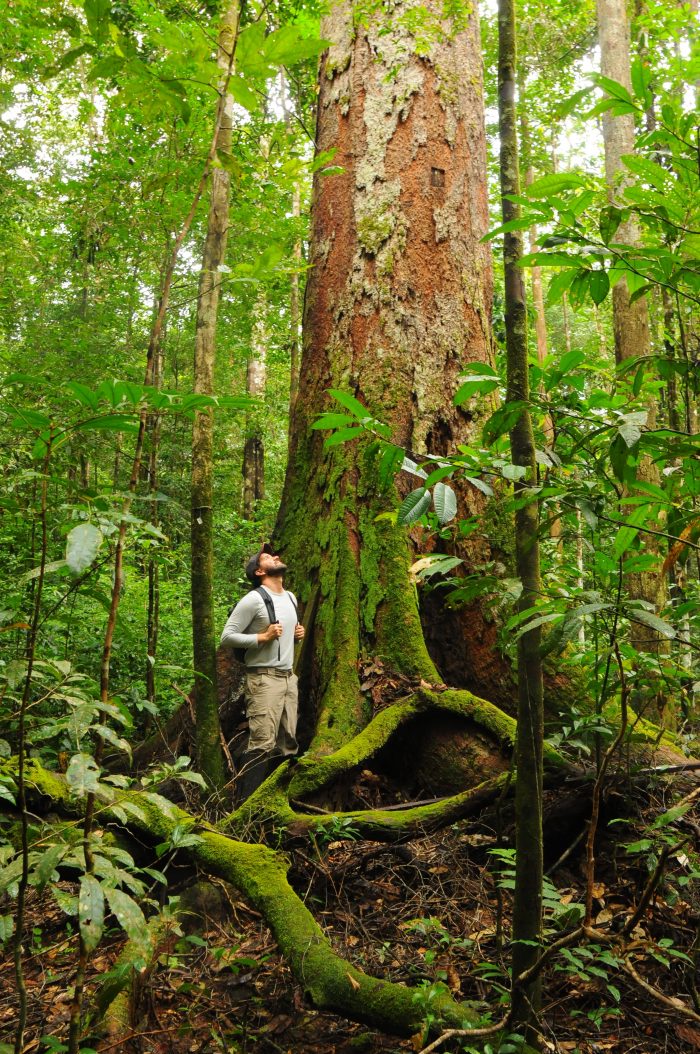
[{"x1": 220, "y1": 587, "x2": 298, "y2": 669}]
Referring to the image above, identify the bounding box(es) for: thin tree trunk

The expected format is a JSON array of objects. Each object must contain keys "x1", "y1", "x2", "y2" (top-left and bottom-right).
[
  {"x1": 498, "y1": 0, "x2": 544, "y2": 1038},
  {"x1": 243, "y1": 289, "x2": 267, "y2": 519},
  {"x1": 191, "y1": 0, "x2": 241, "y2": 788},
  {"x1": 596, "y1": 0, "x2": 668, "y2": 682},
  {"x1": 146, "y1": 327, "x2": 163, "y2": 708},
  {"x1": 279, "y1": 68, "x2": 302, "y2": 423}
]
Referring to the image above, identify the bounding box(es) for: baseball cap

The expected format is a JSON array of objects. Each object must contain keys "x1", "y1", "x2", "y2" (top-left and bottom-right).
[{"x1": 245, "y1": 543, "x2": 275, "y2": 584}]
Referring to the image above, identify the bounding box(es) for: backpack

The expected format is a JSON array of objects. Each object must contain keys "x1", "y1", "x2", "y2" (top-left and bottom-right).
[{"x1": 232, "y1": 586, "x2": 298, "y2": 664}]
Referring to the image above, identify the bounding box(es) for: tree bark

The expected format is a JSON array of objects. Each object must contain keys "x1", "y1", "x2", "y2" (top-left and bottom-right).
[
  {"x1": 191, "y1": 0, "x2": 240, "y2": 787},
  {"x1": 242, "y1": 289, "x2": 267, "y2": 519},
  {"x1": 596, "y1": 0, "x2": 668, "y2": 676},
  {"x1": 498, "y1": 0, "x2": 544, "y2": 1037},
  {"x1": 277, "y1": 0, "x2": 497, "y2": 753}
]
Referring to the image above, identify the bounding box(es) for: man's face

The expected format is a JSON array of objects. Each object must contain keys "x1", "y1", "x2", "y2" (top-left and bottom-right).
[{"x1": 256, "y1": 552, "x2": 287, "y2": 577}]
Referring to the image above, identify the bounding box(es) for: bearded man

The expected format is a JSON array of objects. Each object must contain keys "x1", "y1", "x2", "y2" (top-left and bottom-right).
[{"x1": 220, "y1": 544, "x2": 305, "y2": 801}]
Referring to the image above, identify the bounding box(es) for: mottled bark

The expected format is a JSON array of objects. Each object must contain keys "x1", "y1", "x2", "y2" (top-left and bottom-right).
[
  {"x1": 242, "y1": 289, "x2": 267, "y2": 519},
  {"x1": 191, "y1": 1, "x2": 240, "y2": 787},
  {"x1": 596, "y1": 0, "x2": 652, "y2": 364},
  {"x1": 498, "y1": 0, "x2": 544, "y2": 1037},
  {"x1": 277, "y1": 0, "x2": 495, "y2": 753},
  {"x1": 280, "y1": 68, "x2": 302, "y2": 420}
]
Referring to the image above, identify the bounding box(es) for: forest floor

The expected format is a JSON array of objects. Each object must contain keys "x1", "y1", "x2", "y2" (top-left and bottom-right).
[{"x1": 2, "y1": 768, "x2": 699, "y2": 1054}]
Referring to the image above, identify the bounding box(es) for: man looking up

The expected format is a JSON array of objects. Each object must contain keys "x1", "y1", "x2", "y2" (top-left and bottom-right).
[{"x1": 220, "y1": 544, "x2": 304, "y2": 801}]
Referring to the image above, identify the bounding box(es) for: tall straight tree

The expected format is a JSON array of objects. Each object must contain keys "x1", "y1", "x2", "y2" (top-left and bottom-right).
[
  {"x1": 498, "y1": 0, "x2": 544, "y2": 1037},
  {"x1": 191, "y1": 0, "x2": 241, "y2": 787},
  {"x1": 596, "y1": 0, "x2": 668, "y2": 680}
]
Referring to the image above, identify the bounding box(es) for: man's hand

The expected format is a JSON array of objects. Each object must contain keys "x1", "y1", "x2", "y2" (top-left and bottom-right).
[
  {"x1": 294, "y1": 623, "x2": 305, "y2": 641},
  {"x1": 258, "y1": 622, "x2": 284, "y2": 644}
]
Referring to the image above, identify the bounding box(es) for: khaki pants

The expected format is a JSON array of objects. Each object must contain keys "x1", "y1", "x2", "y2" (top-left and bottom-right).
[{"x1": 245, "y1": 670, "x2": 298, "y2": 757}]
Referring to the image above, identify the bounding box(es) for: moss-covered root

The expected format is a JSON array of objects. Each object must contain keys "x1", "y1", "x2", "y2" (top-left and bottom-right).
[
  {"x1": 279, "y1": 686, "x2": 569, "y2": 805},
  {"x1": 20, "y1": 761, "x2": 478, "y2": 1038},
  {"x1": 196, "y1": 832, "x2": 478, "y2": 1035},
  {"x1": 287, "y1": 773, "x2": 511, "y2": 842}
]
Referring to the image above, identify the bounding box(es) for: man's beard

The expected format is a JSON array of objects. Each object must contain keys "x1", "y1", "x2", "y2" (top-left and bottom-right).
[{"x1": 266, "y1": 562, "x2": 287, "y2": 577}]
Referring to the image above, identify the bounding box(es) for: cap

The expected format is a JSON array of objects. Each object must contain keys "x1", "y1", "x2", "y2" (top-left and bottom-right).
[{"x1": 245, "y1": 543, "x2": 274, "y2": 584}]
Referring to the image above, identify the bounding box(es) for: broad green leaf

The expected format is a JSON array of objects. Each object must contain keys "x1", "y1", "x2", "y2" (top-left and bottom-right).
[
  {"x1": 0, "y1": 915, "x2": 14, "y2": 944},
  {"x1": 599, "y1": 206, "x2": 623, "y2": 243},
  {"x1": 525, "y1": 172, "x2": 588, "y2": 197},
  {"x1": 617, "y1": 410, "x2": 647, "y2": 448},
  {"x1": 84, "y1": 0, "x2": 111, "y2": 42},
  {"x1": 545, "y1": 269, "x2": 577, "y2": 305},
  {"x1": 79, "y1": 874, "x2": 105, "y2": 952},
  {"x1": 613, "y1": 505, "x2": 650, "y2": 558},
  {"x1": 104, "y1": 887, "x2": 151, "y2": 953},
  {"x1": 398, "y1": 488, "x2": 432, "y2": 525},
  {"x1": 66, "y1": 753, "x2": 101, "y2": 797},
  {"x1": 465, "y1": 476, "x2": 493, "y2": 497},
  {"x1": 433, "y1": 482, "x2": 457, "y2": 524},
  {"x1": 5, "y1": 659, "x2": 27, "y2": 690},
  {"x1": 588, "y1": 270, "x2": 610, "y2": 305},
  {"x1": 0, "y1": 857, "x2": 23, "y2": 896},
  {"x1": 32, "y1": 844, "x2": 68, "y2": 889},
  {"x1": 66, "y1": 523, "x2": 104, "y2": 575},
  {"x1": 628, "y1": 607, "x2": 676, "y2": 639}
]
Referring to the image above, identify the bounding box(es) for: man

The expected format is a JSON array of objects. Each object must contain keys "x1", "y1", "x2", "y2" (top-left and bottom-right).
[{"x1": 220, "y1": 543, "x2": 305, "y2": 801}]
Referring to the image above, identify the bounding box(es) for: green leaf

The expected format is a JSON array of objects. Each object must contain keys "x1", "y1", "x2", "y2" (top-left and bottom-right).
[
  {"x1": 483, "y1": 401, "x2": 528, "y2": 446},
  {"x1": 104, "y1": 887, "x2": 151, "y2": 953},
  {"x1": 525, "y1": 172, "x2": 588, "y2": 197},
  {"x1": 545, "y1": 269, "x2": 577, "y2": 305},
  {"x1": 465, "y1": 476, "x2": 493, "y2": 497},
  {"x1": 66, "y1": 753, "x2": 101, "y2": 797},
  {"x1": 0, "y1": 915, "x2": 14, "y2": 944},
  {"x1": 628, "y1": 607, "x2": 676, "y2": 639},
  {"x1": 84, "y1": 0, "x2": 111, "y2": 42},
  {"x1": 398, "y1": 488, "x2": 432, "y2": 525},
  {"x1": 66, "y1": 523, "x2": 104, "y2": 575},
  {"x1": 432, "y1": 482, "x2": 457, "y2": 524},
  {"x1": 327, "y1": 389, "x2": 371, "y2": 420},
  {"x1": 263, "y1": 26, "x2": 331, "y2": 66},
  {"x1": 617, "y1": 410, "x2": 647, "y2": 448},
  {"x1": 228, "y1": 75, "x2": 258, "y2": 112},
  {"x1": 323, "y1": 426, "x2": 365, "y2": 448},
  {"x1": 630, "y1": 58, "x2": 653, "y2": 107},
  {"x1": 79, "y1": 874, "x2": 105, "y2": 952},
  {"x1": 76, "y1": 414, "x2": 141, "y2": 434},
  {"x1": 599, "y1": 205, "x2": 623, "y2": 243},
  {"x1": 609, "y1": 433, "x2": 638, "y2": 483},
  {"x1": 651, "y1": 804, "x2": 690, "y2": 828},
  {"x1": 592, "y1": 73, "x2": 635, "y2": 105},
  {"x1": 588, "y1": 270, "x2": 610, "y2": 305},
  {"x1": 32, "y1": 844, "x2": 68, "y2": 889},
  {"x1": 613, "y1": 505, "x2": 649, "y2": 557},
  {"x1": 19, "y1": 560, "x2": 68, "y2": 585}
]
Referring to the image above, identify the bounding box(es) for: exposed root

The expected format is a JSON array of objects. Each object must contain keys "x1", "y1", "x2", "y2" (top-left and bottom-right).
[{"x1": 20, "y1": 761, "x2": 479, "y2": 1037}]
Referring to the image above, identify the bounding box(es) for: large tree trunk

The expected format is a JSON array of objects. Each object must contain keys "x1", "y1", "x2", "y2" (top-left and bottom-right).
[{"x1": 276, "y1": 0, "x2": 497, "y2": 756}]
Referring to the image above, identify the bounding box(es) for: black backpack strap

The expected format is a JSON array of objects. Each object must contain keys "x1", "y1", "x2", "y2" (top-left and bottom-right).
[{"x1": 255, "y1": 585, "x2": 277, "y2": 624}]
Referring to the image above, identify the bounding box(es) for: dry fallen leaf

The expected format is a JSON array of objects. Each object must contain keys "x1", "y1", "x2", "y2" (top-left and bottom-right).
[{"x1": 347, "y1": 972, "x2": 361, "y2": 991}]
